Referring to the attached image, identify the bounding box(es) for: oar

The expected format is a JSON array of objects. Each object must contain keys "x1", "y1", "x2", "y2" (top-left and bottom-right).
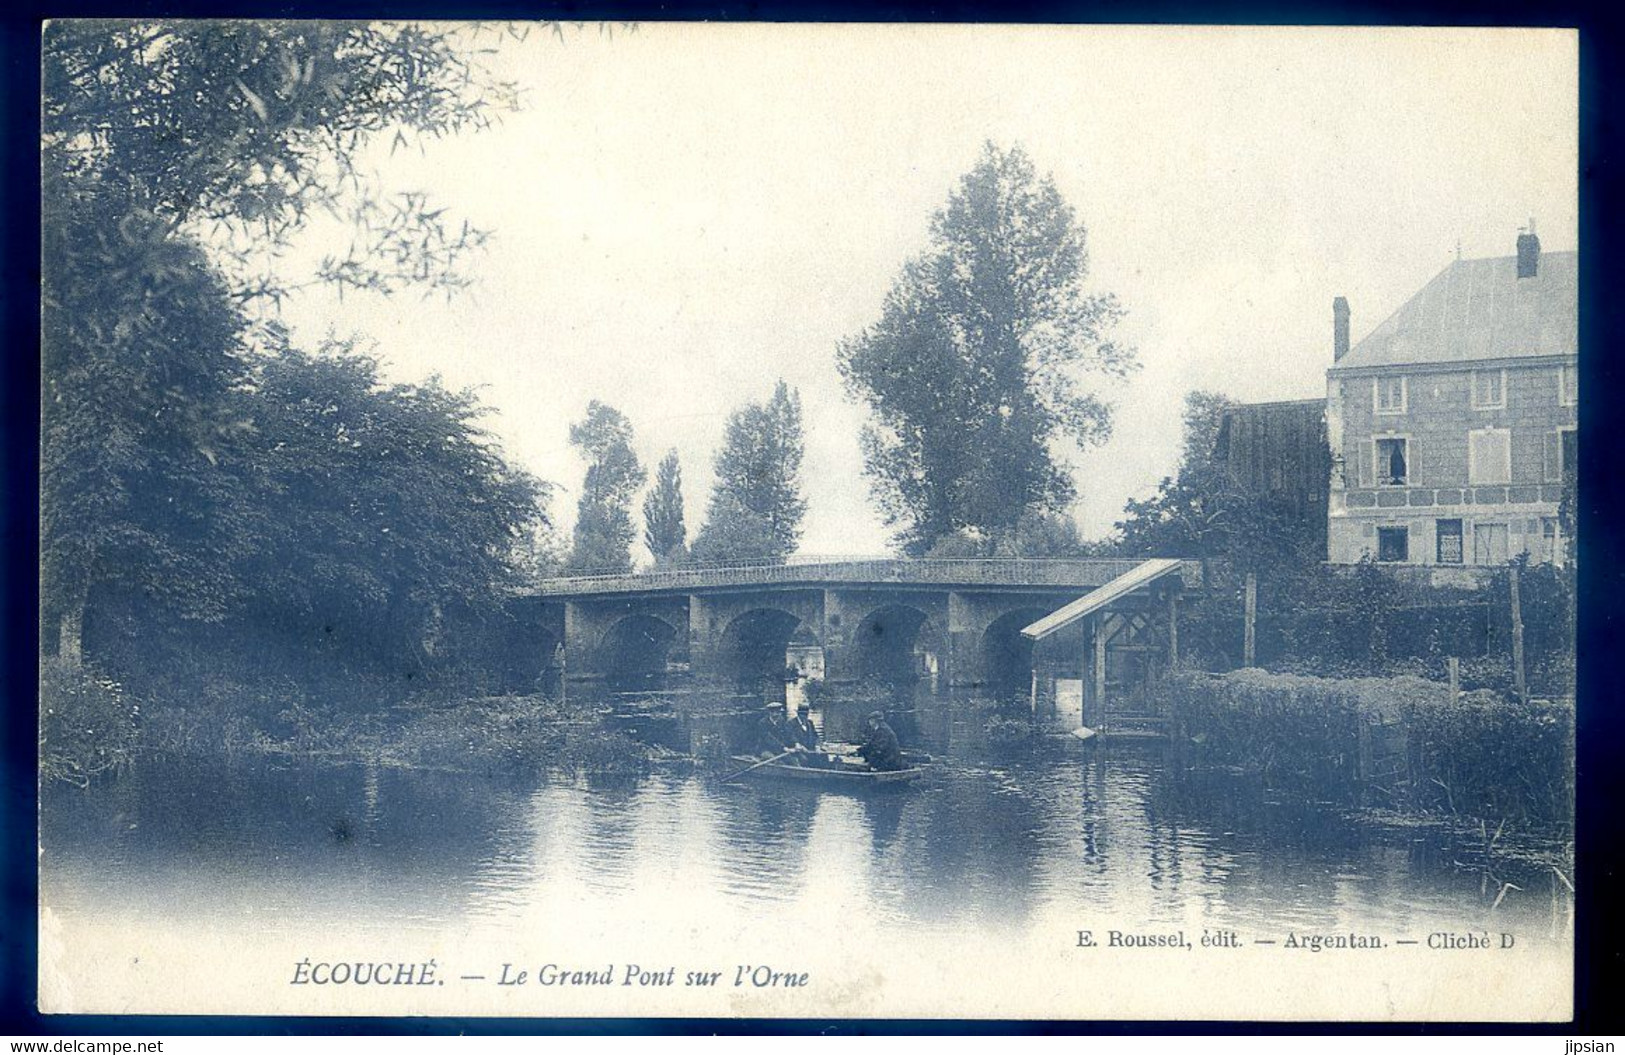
[{"x1": 721, "y1": 749, "x2": 796, "y2": 783}]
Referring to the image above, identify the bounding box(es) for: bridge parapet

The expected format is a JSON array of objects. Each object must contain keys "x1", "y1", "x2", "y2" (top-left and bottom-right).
[{"x1": 524, "y1": 557, "x2": 1204, "y2": 598}]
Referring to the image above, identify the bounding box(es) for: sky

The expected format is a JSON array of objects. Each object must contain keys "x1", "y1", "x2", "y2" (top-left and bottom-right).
[{"x1": 277, "y1": 23, "x2": 1577, "y2": 560}]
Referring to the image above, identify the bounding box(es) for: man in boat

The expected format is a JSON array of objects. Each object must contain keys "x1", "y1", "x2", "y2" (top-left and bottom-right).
[
  {"x1": 856, "y1": 710, "x2": 905, "y2": 772},
  {"x1": 784, "y1": 703, "x2": 819, "y2": 753},
  {"x1": 753, "y1": 703, "x2": 794, "y2": 757}
]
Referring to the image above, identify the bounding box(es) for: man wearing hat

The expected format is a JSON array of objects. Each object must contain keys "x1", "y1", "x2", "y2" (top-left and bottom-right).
[
  {"x1": 856, "y1": 709, "x2": 904, "y2": 771},
  {"x1": 754, "y1": 702, "x2": 793, "y2": 757},
  {"x1": 785, "y1": 703, "x2": 819, "y2": 753}
]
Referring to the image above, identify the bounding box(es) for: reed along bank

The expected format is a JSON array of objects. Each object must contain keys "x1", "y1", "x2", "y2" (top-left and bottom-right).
[{"x1": 1165, "y1": 668, "x2": 1574, "y2": 835}]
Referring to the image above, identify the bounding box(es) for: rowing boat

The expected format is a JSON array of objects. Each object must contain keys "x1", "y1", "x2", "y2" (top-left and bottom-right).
[{"x1": 727, "y1": 754, "x2": 925, "y2": 788}]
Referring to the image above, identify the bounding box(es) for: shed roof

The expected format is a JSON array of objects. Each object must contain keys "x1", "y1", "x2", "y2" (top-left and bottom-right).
[
  {"x1": 1020, "y1": 558, "x2": 1184, "y2": 640},
  {"x1": 1331, "y1": 251, "x2": 1576, "y2": 372}
]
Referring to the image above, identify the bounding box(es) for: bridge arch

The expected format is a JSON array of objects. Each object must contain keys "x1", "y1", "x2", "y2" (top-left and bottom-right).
[
  {"x1": 598, "y1": 613, "x2": 682, "y2": 691},
  {"x1": 980, "y1": 606, "x2": 1054, "y2": 701},
  {"x1": 720, "y1": 607, "x2": 822, "y2": 694},
  {"x1": 851, "y1": 604, "x2": 944, "y2": 686}
]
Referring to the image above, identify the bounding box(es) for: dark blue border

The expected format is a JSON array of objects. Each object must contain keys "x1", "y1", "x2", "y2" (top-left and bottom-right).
[
  {"x1": 2, "y1": 0, "x2": 43, "y2": 1037},
  {"x1": 5, "y1": 0, "x2": 1622, "y2": 1037}
]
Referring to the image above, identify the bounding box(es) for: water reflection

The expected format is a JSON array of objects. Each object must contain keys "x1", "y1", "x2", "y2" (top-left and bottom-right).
[{"x1": 40, "y1": 690, "x2": 1572, "y2": 955}]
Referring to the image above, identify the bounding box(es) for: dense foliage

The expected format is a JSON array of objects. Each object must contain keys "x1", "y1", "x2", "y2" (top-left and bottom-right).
[
  {"x1": 39, "y1": 659, "x2": 141, "y2": 786},
  {"x1": 240, "y1": 339, "x2": 544, "y2": 661},
  {"x1": 922, "y1": 510, "x2": 1102, "y2": 559},
  {"x1": 691, "y1": 381, "x2": 807, "y2": 562},
  {"x1": 1168, "y1": 556, "x2": 1574, "y2": 700},
  {"x1": 1169, "y1": 669, "x2": 1573, "y2": 830},
  {"x1": 41, "y1": 22, "x2": 549, "y2": 772},
  {"x1": 839, "y1": 143, "x2": 1134, "y2": 554},
  {"x1": 42, "y1": 21, "x2": 518, "y2": 302}
]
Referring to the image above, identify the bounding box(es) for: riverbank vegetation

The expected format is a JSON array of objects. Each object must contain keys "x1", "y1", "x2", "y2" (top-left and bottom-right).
[
  {"x1": 39, "y1": 660, "x2": 142, "y2": 787},
  {"x1": 1166, "y1": 557, "x2": 1576, "y2": 700},
  {"x1": 1167, "y1": 669, "x2": 1574, "y2": 835},
  {"x1": 52, "y1": 678, "x2": 658, "y2": 782}
]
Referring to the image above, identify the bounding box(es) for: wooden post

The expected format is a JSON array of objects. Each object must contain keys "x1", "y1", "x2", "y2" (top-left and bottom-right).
[
  {"x1": 1447, "y1": 656, "x2": 1460, "y2": 705},
  {"x1": 1168, "y1": 590, "x2": 1180, "y2": 669},
  {"x1": 1357, "y1": 715, "x2": 1373, "y2": 786},
  {"x1": 1243, "y1": 572, "x2": 1258, "y2": 668},
  {"x1": 1510, "y1": 566, "x2": 1527, "y2": 704},
  {"x1": 1094, "y1": 615, "x2": 1108, "y2": 729}
]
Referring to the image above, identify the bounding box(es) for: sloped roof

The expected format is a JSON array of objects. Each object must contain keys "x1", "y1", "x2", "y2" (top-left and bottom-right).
[
  {"x1": 1021, "y1": 559, "x2": 1183, "y2": 641},
  {"x1": 1331, "y1": 251, "x2": 1576, "y2": 371}
]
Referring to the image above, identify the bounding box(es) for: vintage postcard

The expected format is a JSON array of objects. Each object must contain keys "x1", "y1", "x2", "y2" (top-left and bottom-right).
[{"x1": 38, "y1": 22, "x2": 1576, "y2": 1021}]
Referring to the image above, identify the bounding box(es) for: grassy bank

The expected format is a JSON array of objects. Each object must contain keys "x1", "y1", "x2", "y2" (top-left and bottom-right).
[
  {"x1": 41, "y1": 659, "x2": 660, "y2": 784},
  {"x1": 1167, "y1": 669, "x2": 1574, "y2": 832},
  {"x1": 39, "y1": 659, "x2": 140, "y2": 787}
]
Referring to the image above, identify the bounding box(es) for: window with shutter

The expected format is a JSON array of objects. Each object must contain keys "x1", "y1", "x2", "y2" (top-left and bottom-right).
[{"x1": 1374, "y1": 437, "x2": 1408, "y2": 486}]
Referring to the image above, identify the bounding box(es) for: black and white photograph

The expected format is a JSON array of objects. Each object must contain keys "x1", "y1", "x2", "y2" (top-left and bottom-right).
[{"x1": 37, "y1": 21, "x2": 1577, "y2": 1021}]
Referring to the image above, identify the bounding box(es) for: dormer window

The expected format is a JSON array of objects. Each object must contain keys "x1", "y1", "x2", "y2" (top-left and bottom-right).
[
  {"x1": 1472, "y1": 369, "x2": 1506, "y2": 410},
  {"x1": 1374, "y1": 376, "x2": 1407, "y2": 415}
]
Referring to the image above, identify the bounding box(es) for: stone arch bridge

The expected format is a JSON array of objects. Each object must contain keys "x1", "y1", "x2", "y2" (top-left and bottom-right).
[{"x1": 514, "y1": 558, "x2": 1202, "y2": 698}]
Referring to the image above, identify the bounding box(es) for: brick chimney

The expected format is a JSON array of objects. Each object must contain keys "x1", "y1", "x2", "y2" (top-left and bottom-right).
[
  {"x1": 1516, "y1": 219, "x2": 1540, "y2": 279},
  {"x1": 1333, "y1": 296, "x2": 1350, "y2": 361}
]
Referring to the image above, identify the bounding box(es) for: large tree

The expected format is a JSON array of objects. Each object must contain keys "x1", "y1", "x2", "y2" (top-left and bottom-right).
[
  {"x1": 40, "y1": 208, "x2": 256, "y2": 665},
  {"x1": 838, "y1": 142, "x2": 1134, "y2": 554},
  {"x1": 566, "y1": 402, "x2": 646, "y2": 574},
  {"x1": 691, "y1": 382, "x2": 807, "y2": 562},
  {"x1": 642, "y1": 450, "x2": 688, "y2": 566},
  {"x1": 237, "y1": 339, "x2": 545, "y2": 670},
  {"x1": 41, "y1": 21, "x2": 525, "y2": 664}
]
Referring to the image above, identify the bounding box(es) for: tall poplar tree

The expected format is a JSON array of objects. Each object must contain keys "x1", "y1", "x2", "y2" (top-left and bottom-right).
[{"x1": 642, "y1": 450, "x2": 688, "y2": 565}]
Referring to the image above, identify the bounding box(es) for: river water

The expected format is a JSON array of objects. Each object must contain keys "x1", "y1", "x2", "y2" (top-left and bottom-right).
[{"x1": 38, "y1": 688, "x2": 1574, "y2": 1020}]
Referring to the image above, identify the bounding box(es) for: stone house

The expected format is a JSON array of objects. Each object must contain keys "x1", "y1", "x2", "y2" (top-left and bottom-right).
[{"x1": 1326, "y1": 232, "x2": 1577, "y2": 567}]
